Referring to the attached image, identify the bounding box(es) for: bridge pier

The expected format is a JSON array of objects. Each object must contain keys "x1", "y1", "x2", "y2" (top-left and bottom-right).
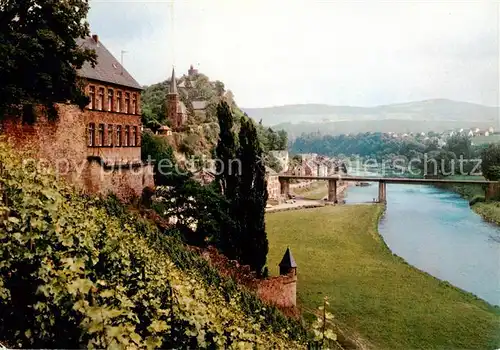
[
  {"x1": 485, "y1": 182, "x2": 500, "y2": 201},
  {"x1": 378, "y1": 181, "x2": 387, "y2": 203},
  {"x1": 327, "y1": 180, "x2": 338, "y2": 203},
  {"x1": 279, "y1": 178, "x2": 290, "y2": 199}
]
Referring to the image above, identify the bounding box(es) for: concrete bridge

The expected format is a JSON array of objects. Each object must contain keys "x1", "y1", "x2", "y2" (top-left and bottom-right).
[{"x1": 278, "y1": 175, "x2": 500, "y2": 204}]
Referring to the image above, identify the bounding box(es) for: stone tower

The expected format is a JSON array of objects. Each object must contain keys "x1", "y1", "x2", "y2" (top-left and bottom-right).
[
  {"x1": 188, "y1": 64, "x2": 198, "y2": 77},
  {"x1": 166, "y1": 67, "x2": 180, "y2": 128},
  {"x1": 279, "y1": 247, "x2": 297, "y2": 276}
]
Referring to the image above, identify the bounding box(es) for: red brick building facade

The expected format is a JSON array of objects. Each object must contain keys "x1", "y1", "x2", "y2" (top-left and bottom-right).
[{"x1": 1, "y1": 35, "x2": 154, "y2": 201}]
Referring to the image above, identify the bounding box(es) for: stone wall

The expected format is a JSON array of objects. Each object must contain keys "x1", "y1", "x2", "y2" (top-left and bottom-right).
[
  {"x1": 85, "y1": 161, "x2": 154, "y2": 200},
  {"x1": 1, "y1": 104, "x2": 88, "y2": 187},
  {"x1": 192, "y1": 246, "x2": 298, "y2": 316},
  {"x1": 266, "y1": 173, "x2": 281, "y2": 201},
  {"x1": 257, "y1": 274, "x2": 297, "y2": 310},
  {"x1": 1, "y1": 103, "x2": 154, "y2": 201}
]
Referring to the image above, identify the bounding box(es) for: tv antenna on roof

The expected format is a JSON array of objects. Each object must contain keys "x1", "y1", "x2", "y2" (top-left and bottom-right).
[
  {"x1": 170, "y1": 0, "x2": 176, "y2": 66},
  {"x1": 120, "y1": 50, "x2": 128, "y2": 75}
]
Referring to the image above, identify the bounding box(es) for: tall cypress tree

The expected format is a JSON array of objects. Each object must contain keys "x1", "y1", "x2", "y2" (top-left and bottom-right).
[
  {"x1": 215, "y1": 101, "x2": 239, "y2": 197},
  {"x1": 214, "y1": 101, "x2": 240, "y2": 259},
  {"x1": 237, "y1": 117, "x2": 269, "y2": 276}
]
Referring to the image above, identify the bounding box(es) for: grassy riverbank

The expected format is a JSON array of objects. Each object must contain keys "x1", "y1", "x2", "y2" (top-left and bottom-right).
[
  {"x1": 292, "y1": 181, "x2": 328, "y2": 200},
  {"x1": 266, "y1": 205, "x2": 500, "y2": 349},
  {"x1": 440, "y1": 175, "x2": 500, "y2": 224},
  {"x1": 437, "y1": 175, "x2": 486, "y2": 200}
]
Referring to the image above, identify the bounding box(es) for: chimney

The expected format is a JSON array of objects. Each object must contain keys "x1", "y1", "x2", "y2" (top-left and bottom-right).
[{"x1": 92, "y1": 34, "x2": 99, "y2": 43}]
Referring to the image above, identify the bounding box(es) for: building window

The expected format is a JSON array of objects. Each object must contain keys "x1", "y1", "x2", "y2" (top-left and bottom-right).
[
  {"x1": 107, "y1": 125, "x2": 113, "y2": 146},
  {"x1": 132, "y1": 93, "x2": 137, "y2": 115},
  {"x1": 98, "y1": 123, "x2": 104, "y2": 146},
  {"x1": 88, "y1": 123, "x2": 95, "y2": 146},
  {"x1": 89, "y1": 86, "x2": 95, "y2": 109},
  {"x1": 124, "y1": 125, "x2": 130, "y2": 146},
  {"x1": 131, "y1": 126, "x2": 137, "y2": 146},
  {"x1": 116, "y1": 125, "x2": 122, "y2": 146},
  {"x1": 97, "y1": 87, "x2": 104, "y2": 110},
  {"x1": 116, "y1": 91, "x2": 122, "y2": 112},
  {"x1": 125, "y1": 93, "x2": 130, "y2": 114},
  {"x1": 107, "y1": 89, "x2": 114, "y2": 112},
  {"x1": 135, "y1": 126, "x2": 139, "y2": 146}
]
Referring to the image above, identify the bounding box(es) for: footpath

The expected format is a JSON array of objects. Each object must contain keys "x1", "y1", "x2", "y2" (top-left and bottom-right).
[{"x1": 266, "y1": 182, "x2": 350, "y2": 213}]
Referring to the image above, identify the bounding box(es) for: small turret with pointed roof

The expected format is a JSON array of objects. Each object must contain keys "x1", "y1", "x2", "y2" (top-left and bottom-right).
[
  {"x1": 168, "y1": 67, "x2": 178, "y2": 95},
  {"x1": 279, "y1": 247, "x2": 297, "y2": 276}
]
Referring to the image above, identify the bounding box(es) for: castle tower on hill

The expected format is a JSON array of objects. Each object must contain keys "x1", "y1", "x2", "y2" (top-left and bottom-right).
[
  {"x1": 188, "y1": 64, "x2": 198, "y2": 77},
  {"x1": 166, "y1": 67, "x2": 187, "y2": 129}
]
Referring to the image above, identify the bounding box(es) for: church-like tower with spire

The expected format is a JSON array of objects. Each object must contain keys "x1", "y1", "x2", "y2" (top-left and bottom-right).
[{"x1": 166, "y1": 67, "x2": 187, "y2": 129}]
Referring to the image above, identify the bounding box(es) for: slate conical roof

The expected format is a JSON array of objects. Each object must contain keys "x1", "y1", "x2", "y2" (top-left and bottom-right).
[
  {"x1": 168, "y1": 67, "x2": 178, "y2": 95},
  {"x1": 279, "y1": 247, "x2": 297, "y2": 268}
]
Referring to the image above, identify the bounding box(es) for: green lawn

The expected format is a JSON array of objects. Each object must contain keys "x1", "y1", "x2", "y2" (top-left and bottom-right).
[
  {"x1": 292, "y1": 182, "x2": 328, "y2": 200},
  {"x1": 266, "y1": 205, "x2": 500, "y2": 350}
]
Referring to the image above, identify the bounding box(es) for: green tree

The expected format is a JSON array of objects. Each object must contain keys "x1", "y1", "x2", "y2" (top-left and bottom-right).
[
  {"x1": 0, "y1": 0, "x2": 97, "y2": 117},
  {"x1": 237, "y1": 116, "x2": 269, "y2": 276},
  {"x1": 141, "y1": 131, "x2": 178, "y2": 186},
  {"x1": 214, "y1": 102, "x2": 239, "y2": 197},
  {"x1": 214, "y1": 101, "x2": 240, "y2": 258},
  {"x1": 276, "y1": 129, "x2": 288, "y2": 149},
  {"x1": 481, "y1": 143, "x2": 500, "y2": 180},
  {"x1": 445, "y1": 134, "x2": 471, "y2": 159},
  {"x1": 141, "y1": 81, "x2": 168, "y2": 127},
  {"x1": 214, "y1": 80, "x2": 225, "y2": 97}
]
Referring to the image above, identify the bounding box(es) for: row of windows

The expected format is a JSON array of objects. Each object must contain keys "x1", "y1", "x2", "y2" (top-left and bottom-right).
[
  {"x1": 88, "y1": 86, "x2": 139, "y2": 114},
  {"x1": 88, "y1": 123, "x2": 139, "y2": 147}
]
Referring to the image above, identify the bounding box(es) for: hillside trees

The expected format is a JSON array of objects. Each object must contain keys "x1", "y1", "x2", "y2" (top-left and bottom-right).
[
  {"x1": 0, "y1": 0, "x2": 96, "y2": 117},
  {"x1": 141, "y1": 81, "x2": 168, "y2": 129},
  {"x1": 256, "y1": 124, "x2": 288, "y2": 152},
  {"x1": 141, "y1": 131, "x2": 231, "y2": 246},
  {"x1": 292, "y1": 132, "x2": 486, "y2": 176},
  {"x1": 140, "y1": 75, "x2": 288, "y2": 163}
]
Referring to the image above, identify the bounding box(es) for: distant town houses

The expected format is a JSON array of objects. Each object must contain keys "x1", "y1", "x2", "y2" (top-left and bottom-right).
[
  {"x1": 287, "y1": 153, "x2": 347, "y2": 178},
  {"x1": 384, "y1": 126, "x2": 497, "y2": 147}
]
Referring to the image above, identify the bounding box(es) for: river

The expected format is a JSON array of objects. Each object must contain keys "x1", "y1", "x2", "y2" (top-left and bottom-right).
[{"x1": 345, "y1": 178, "x2": 500, "y2": 306}]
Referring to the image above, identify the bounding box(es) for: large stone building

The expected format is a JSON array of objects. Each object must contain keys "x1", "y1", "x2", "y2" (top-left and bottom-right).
[{"x1": 1, "y1": 34, "x2": 154, "y2": 200}]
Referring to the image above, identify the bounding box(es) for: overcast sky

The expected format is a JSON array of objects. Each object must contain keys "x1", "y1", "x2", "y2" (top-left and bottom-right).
[{"x1": 88, "y1": 0, "x2": 499, "y2": 108}]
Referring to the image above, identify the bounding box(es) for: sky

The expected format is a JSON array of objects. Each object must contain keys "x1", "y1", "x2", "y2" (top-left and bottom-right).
[{"x1": 88, "y1": 0, "x2": 500, "y2": 108}]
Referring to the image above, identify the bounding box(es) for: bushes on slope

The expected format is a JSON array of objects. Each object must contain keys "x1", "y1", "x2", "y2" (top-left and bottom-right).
[{"x1": 0, "y1": 144, "x2": 307, "y2": 348}]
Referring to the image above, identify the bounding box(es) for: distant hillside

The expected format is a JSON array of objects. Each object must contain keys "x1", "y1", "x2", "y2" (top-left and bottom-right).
[{"x1": 242, "y1": 99, "x2": 499, "y2": 138}]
